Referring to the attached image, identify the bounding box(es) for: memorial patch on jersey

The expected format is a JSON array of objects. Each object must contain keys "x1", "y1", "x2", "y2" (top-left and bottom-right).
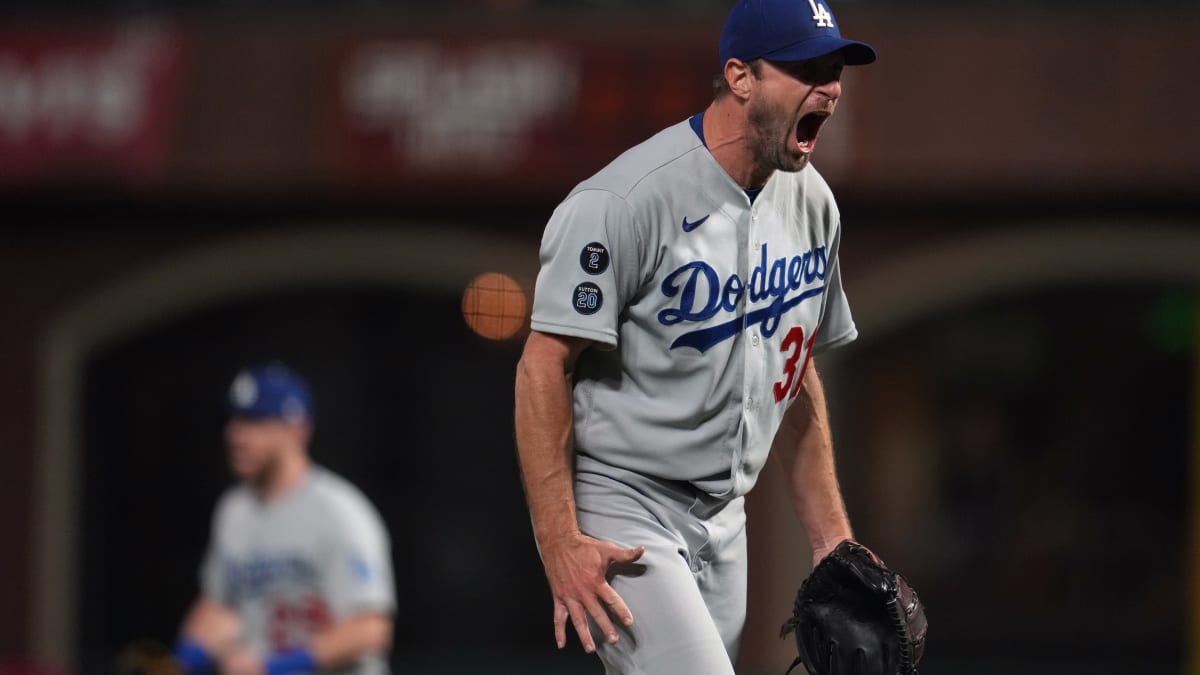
[
  {"x1": 658, "y1": 242, "x2": 828, "y2": 352},
  {"x1": 572, "y1": 282, "x2": 603, "y2": 315},
  {"x1": 579, "y1": 242, "x2": 610, "y2": 275}
]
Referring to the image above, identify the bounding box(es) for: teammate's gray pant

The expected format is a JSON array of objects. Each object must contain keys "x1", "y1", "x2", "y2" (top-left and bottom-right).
[{"x1": 575, "y1": 456, "x2": 747, "y2": 675}]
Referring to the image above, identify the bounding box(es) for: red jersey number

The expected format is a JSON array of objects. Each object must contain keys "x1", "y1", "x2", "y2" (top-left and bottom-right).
[
  {"x1": 269, "y1": 595, "x2": 331, "y2": 651},
  {"x1": 773, "y1": 326, "x2": 818, "y2": 403}
]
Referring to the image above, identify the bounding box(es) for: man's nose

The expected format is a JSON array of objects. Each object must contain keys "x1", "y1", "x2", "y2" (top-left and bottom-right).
[{"x1": 814, "y1": 77, "x2": 841, "y2": 101}]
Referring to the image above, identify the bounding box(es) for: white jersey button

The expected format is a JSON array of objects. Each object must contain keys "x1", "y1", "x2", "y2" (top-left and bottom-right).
[{"x1": 751, "y1": 333, "x2": 760, "y2": 347}]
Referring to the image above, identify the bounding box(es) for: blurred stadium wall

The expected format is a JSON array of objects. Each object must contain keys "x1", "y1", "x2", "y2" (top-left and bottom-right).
[{"x1": 0, "y1": 3, "x2": 1197, "y2": 674}]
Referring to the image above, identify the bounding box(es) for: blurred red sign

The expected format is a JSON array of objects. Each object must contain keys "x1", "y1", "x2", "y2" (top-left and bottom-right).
[
  {"x1": 0, "y1": 24, "x2": 186, "y2": 183},
  {"x1": 331, "y1": 29, "x2": 716, "y2": 193},
  {"x1": 341, "y1": 42, "x2": 581, "y2": 174},
  {"x1": 0, "y1": 665, "x2": 74, "y2": 675}
]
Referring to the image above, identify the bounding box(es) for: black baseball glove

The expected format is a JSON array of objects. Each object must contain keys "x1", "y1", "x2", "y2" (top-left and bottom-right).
[{"x1": 780, "y1": 540, "x2": 928, "y2": 675}]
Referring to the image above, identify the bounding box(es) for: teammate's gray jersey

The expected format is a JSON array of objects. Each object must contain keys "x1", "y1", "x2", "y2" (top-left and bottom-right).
[
  {"x1": 201, "y1": 466, "x2": 395, "y2": 674},
  {"x1": 531, "y1": 118, "x2": 856, "y2": 498}
]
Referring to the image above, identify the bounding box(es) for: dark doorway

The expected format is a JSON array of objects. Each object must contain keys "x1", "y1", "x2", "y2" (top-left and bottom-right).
[{"x1": 79, "y1": 286, "x2": 598, "y2": 674}]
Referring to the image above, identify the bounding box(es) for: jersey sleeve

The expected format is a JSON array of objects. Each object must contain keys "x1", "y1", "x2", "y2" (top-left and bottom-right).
[
  {"x1": 199, "y1": 497, "x2": 231, "y2": 604},
  {"x1": 199, "y1": 544, "x2": 225, "y2": 603},
  {"x1": 530, "y1": 188, "x2": 645, "y2": 349},
  {"x1": 322, "y1": 500, "x2": 396, "y2": 617},
  {"x1": 814, "y1": 223, "x2": 857, "y2": 353}
]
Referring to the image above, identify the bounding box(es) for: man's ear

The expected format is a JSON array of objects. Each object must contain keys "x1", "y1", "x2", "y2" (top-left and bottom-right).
[{"x1": 724, "y1": 58, "x2": 756, "y2": 101}]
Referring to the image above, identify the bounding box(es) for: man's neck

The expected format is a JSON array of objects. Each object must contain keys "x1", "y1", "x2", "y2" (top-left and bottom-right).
[
  {"x1": 257, "y1": 452, "x2": 310, "y2": 501},
  {"x1": 702, "y1": 98, "x2": 774, "y2": 190}
]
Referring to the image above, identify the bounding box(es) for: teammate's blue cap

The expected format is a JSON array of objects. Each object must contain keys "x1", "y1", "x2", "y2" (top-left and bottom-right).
[
  {"x1": 227, "y1": 363, "x2": 314, "y2": 423},
  {"x1": 719, "y1": 0, "x2": 876, "y2": 69}
]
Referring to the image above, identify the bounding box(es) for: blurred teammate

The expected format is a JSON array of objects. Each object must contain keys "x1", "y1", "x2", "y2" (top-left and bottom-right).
[
  {"x1": 515, "y1": 0, "x2": 881, "y2": 673},
  {"x1": 173, "y1": 364, "x2": 395, "y2": 675}
]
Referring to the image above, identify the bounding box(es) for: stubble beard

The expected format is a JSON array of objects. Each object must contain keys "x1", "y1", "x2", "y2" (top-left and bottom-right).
[
  {"x1": 250, "y1": 447, "x2": 284, "y2": 492},
  {"x1": 747, "y1": 96, "x2": 809, "y2": 175}
]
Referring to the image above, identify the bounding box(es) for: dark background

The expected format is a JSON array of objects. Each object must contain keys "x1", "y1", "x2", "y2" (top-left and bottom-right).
[{"x1": 1, "y1": 0, "x2": 1198, "y2": 673}]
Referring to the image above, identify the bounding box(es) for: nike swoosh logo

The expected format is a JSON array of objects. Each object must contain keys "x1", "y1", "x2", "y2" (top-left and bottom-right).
[{"x1": 682, "y1": 215, "x2": 709, "y2": 232}]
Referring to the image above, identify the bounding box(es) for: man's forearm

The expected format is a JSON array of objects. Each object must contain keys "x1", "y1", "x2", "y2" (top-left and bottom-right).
[
  {"x1": 175, "y1": 597, "x2": 241, "y2": 673},
  {"x1": 514, "y1": 335, "x2": 582, "y2": 548},
  {"x1": 780, "y1": 366, "x2": 853, "y2": 558},
  {"x1": 309, "y1": 614, "x2": 392, "y2": 667},
  {"x1": 180, "y1": 596, "x2": 240, "y2": 655}
]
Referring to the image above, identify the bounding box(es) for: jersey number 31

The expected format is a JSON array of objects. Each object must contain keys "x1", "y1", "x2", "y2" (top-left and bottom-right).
[{"x1": 773, "y1": 325, "x2": 817, "y2": 403}]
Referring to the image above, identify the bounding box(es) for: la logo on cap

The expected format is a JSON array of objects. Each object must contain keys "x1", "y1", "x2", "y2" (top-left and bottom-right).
[
  {"x1": 807, "y1": 0, "x2": 835, "y2": 28},
  {"x1": 231, "y1": 371, "x2": 258, "y2": 407}
]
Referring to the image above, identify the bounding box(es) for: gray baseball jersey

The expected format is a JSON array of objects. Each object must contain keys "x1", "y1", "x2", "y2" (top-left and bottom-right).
[
  {"x1": 201, "y1": 466, "x2": 395, "y2": 674},
  {"x1": 530, "y1": 114, "x2": 857, "y2": 674},
  {"x1": 531, "y1": 116, "x2": 856, "y2": 499}
]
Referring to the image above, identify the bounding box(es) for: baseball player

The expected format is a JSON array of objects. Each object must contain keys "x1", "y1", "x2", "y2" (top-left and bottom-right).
[
  {"x1": 514, "y1": 0, "x2": 886, "y2": 673},
  {"x1": 172, "y1": 364, "x2": 396, "y2": 675}
]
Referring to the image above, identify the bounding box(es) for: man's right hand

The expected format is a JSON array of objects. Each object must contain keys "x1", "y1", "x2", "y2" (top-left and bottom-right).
[
  {"x1": 216, "y1": 645, "x2": 263, "y2": 675},
  {"x1": 540, "y1": 531, "x2": 645, "y2": 653}
]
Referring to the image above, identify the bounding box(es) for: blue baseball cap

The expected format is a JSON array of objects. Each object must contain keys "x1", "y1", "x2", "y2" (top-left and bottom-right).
[
  {"x1": 719, "y1": 0, "x2": 877, "y2": 69},
  {"x1": 227, "y1": 363, "x2": 314, "y2": 423}
]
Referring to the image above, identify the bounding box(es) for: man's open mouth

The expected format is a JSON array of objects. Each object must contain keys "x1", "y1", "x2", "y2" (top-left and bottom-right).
[{"x1": 795, "y1": 111, "x2": 829, "y2": 154}]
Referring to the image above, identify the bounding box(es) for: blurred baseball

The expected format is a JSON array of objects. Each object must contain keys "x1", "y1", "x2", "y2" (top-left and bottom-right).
[{"x1": 462, "y1": 272, "x2": 528, "y2": 340}]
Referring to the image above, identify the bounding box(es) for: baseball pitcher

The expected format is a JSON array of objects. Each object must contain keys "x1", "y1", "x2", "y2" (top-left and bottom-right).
[{"x1": 514, "y1": 1, "x2": 926, "y2": 673}]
